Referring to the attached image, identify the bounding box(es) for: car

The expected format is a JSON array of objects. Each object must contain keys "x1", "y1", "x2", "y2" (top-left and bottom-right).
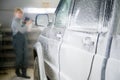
[{"x1": 33, "y1": 0, "x2": 120, "y2": 80}]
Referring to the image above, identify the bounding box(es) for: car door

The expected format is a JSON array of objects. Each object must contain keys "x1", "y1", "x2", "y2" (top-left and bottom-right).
[
  {"x1": 59, "y1": 0, "x2": 103, "y2": 80},
  {"x1": 43, "y1": 0, "x2": 72, "y2": 80},
  {"x1": 89, "y1": 0, "x2": 117, "y2": 80}
]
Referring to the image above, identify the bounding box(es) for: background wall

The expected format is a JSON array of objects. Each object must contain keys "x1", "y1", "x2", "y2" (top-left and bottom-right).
[
  {"x1": 0, "y1": 0, "x2": 59, "y2": 26},
  {"x1": 0, "y1": 0, "x2": 59, "y2": 9}
]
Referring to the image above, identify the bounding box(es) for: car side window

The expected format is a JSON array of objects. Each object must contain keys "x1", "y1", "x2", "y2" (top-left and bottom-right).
[
  {"x1": 54, "y1": 0, "x2": 71, "y2": 27},
  {"x1": 70, "y1": 0, "x2": 101, "y2": 31}
]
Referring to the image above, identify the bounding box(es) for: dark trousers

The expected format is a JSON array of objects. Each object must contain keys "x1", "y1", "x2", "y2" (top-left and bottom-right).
[{"x1": 13, "y1": 32, "x2": 28, "y2": 75}]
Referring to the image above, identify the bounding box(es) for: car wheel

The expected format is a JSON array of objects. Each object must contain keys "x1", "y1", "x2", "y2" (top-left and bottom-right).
[{"x1": 34, "y1": 57, "x2": 40, "y2": 80}]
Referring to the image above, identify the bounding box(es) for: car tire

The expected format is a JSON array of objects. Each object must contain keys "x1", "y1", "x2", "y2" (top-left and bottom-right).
[{"x1": 34, "y1": 57, "x2": 40, "y2": 80}]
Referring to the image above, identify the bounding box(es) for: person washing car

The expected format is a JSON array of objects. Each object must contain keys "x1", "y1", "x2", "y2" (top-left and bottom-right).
[{"x1": 11, "y1": 8, "x2": 32, "y2": 79}]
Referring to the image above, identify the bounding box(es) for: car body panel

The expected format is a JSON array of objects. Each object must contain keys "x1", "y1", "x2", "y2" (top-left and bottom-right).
[
  {"x1": 34, "y1": 42, "x2": 47, "y2": 80},
  {"x1": 89, "y1": 32, "x2": 109, "y2": 80},
  {"x1": 59, "y1": 30, "x2": 98, "y2": 80},
  {"x1": 38, "y1": 26, "x2": 65, "y2": 80},
  {"x1": 59, "y1": 0, "x2": 103, "y2": 79}
]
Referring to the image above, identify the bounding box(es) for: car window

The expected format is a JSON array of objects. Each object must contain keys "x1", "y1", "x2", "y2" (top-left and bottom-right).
[
  {"x1": 113, "y1": 1, "x2": 120, "y2": 35},
  {"x1": 70, "y1": 0, "x2": 101, "y2": 31},
  {"x1": 54, "y1": 0, "x2": 71, "y2": 28}
]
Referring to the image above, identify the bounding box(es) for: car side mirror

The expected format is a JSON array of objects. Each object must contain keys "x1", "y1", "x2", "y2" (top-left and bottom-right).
[{"x1": 35, "y1": 14, "x2": 49, "y2": 27}]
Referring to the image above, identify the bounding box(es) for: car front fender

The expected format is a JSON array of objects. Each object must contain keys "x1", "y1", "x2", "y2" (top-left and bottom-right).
[{"x1": 33, "y1": 42, "x2": 47, "y2": 80}]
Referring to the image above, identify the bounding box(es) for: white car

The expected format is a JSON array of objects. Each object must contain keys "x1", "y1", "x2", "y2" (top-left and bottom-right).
[{"x1": 33, "y1": 0, "x2": 120, "y2": 80}]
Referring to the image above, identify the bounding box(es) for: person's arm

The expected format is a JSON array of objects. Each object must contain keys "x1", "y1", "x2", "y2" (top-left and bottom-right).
[{"x1": 11, "y1": 20, "x2": 28, "y2": 34}]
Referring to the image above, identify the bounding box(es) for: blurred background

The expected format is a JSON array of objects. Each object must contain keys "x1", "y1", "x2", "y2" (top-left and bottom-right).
[{"x1": 0, "y1": 0, "x2": 59, "y2": 80}]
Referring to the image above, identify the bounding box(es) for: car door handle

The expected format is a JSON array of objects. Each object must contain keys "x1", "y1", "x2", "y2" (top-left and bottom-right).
[
  {"x1": 56, "y1": 32, "x2": 62, "y2": 39},
  {"x1": 83, "y1": 37, "x2": 94, "y2": 46}
]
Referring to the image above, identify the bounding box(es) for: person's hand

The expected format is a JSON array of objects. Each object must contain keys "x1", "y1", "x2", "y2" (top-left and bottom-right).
[{"x1": 26, "y1": 20, "x2": 32, "y2": 27}]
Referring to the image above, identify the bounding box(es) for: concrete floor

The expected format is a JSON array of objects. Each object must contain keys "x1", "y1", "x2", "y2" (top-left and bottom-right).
[{"x1": 0, "y1": 68, "x2": 34, "y2": 80}]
